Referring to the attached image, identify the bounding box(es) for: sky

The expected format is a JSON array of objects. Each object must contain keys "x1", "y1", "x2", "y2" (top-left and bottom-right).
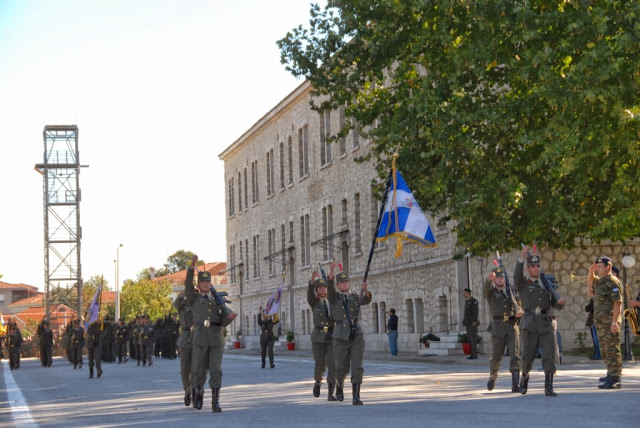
[{"x1": 0, "y1": 0, "x2": 323, "y2": 291}]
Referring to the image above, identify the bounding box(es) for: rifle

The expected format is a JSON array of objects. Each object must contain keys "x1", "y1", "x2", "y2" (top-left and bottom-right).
[
  {"x1": 522, "y1": 243, "x2": 562, "y2": 303},
  {"x1": 494, "y1": 252, "x2": 522, "y2": 314},
  {"x1": 318, "y1": 262, "x2": 328, "y2": 283}
]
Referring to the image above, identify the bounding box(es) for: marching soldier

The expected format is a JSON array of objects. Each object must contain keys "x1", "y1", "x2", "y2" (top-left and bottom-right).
[
  {"x1": 587, "y1": 256, "x2": 623, "y2": 389},
  {"x1": 462, "y1": 288, "x2": 479, "y2": 359},
  {"x1": 483, "y1": 266, "x2": 523, "y2": 392},
  {"x1": 114, "y1": 318, "x2": 129, "y2": 364},
  {"x1": 39, "y1": 320, "x2": 54, "y2": 367},
  {"x1": 70, "y1": 319, "x2": 85, "y2": 369},
  {"x1": 258, "y1": 305, "x2": 278, "y2": 369},
  {"x1": 86, "y1": 318, "x2": 104, "y2": 378},
  {"x1": 307, "y1": 271, "x2": 337, "y2": 401},
  {"x1": 8, "y1": 323, "x2": 22, "y2": 370},
  {"x1": 515, "y1": 245, "x2": 565, "y2": 396},
  {"x1": 326, "y1": 262, "x2": 372, "y2": 405},
  {"x1": 102, "y1": 316, "x2": 115, "y2": 363},
  {"x1": 139, "y1": 315, "x2": 155, "y2": 367},
  {"x1": 133, "y1": 315, "x2": 143, "y2": 366},
  {"x1": 175, "y1": 290, "x2": 196, "y2": 406},
  {"x1": 185, "y1": 255, "x2": 237, "y2": 413}
]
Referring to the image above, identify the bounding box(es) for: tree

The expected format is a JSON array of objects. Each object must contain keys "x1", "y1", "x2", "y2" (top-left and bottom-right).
[
  {"x1": 136, "y1": 250, "x2": 203, "y2": 281},
  {"x1": 278, "y1": 1, "x2": 640, "y2": 254},
  {"x1": 120, "y1": 278, "x2": 173, "y2": 321}
]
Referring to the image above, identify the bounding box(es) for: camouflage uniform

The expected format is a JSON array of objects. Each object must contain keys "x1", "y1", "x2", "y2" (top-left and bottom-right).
[{"x1": 593, "y1": 273, "x2": 623, "y2": 386}]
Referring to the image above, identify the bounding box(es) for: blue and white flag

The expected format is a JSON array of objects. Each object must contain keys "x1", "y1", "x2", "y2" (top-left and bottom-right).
[
  {"x1": 376, "y1": 168, "x2": 436, "y2": 257},
  {"x1": 263, "y1": 272, "x2": 285, "y2": 317},
  {"x1": 84, "y1": 282, "x2": 102, "y2": 331}
]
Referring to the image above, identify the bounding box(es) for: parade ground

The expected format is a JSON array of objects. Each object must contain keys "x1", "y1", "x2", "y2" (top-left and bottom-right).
[{"x1": 1, "y1": 348, "x2": 638, "y2": 428}]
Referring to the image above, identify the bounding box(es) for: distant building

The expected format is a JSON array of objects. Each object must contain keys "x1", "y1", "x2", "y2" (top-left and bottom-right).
[
  {"x1": 12, "y1": 303, "x2": 78, "y2": 335},
  {"x1": 0, "y1": 281, "x2": 40, "y2": 315}
]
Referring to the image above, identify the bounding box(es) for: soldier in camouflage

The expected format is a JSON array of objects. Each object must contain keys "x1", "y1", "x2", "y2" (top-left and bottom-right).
[{"x1": 587, "y1": 256, "x2": 623, "y2": 389}]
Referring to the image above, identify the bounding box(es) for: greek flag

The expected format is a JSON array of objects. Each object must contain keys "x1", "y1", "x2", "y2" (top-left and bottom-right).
[
  {"x1": 376, "y1": 169, "x2": 436, "y2": 257},
  {"x1": 264, "y1": 273, "x2": 285, "y2": 317},
  {"x1": 84, "y1": 283, "x2": 102, "y2": 331}
]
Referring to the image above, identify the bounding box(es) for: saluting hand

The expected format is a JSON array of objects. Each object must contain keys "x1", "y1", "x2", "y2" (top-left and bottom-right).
[
  {"x1": 191, "y1": 255, "x2": 198, "y2": 267},
  {"x1": 487, "y1": 272, "x2": 495, "y2": 282},
  {"x1": 521, "y1": 246, "x2": 529, "y2": 259}
]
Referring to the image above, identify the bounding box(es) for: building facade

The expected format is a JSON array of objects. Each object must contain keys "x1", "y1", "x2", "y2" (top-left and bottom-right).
[{"x1": 219, "y1": 81, "x2": 639, "y2": 354}]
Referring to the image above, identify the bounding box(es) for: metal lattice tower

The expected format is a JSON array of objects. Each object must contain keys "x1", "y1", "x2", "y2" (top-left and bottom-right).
[{"x1": 35, "y1": 125, "x2": 86, "y2": 320}]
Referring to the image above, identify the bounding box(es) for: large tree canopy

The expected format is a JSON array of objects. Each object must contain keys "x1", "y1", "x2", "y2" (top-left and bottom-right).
[
  {"x1": 278, "y1": 0, "x2": 640, "y2": 254},
  {"x1": 120, "y1": 278, "x2": 173, "y2": 321}
]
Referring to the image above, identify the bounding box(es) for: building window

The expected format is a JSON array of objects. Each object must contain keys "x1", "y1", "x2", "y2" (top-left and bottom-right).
[
  {"x1": 322, "y1": 205, "x2": 334, "y2": 261},
  {"x1": 229, "y1": 245, "x2": 236, "y2": 283},
  {"x1": 245, "y1": 239, "x2": 250, "y2": 280},
  {"x1": 300, "y1": 214, "x2": 310, "y2": 266},
  {"x1": 289, "y1": 220, "x2": 294, "y2": 245},
  {"x1": 253, "y1": 235, "x2": 261, "y2": 278},
  {"x1": 353, "y1": 118, "x2": 360, "y2": 149},
  {"x1": 238, "y1": 172, "x2": 242, "y2": 212},
  {"x1": 228, "y1": 177, "x2": 235, "y2": 217},
  {"x1": 251, "y1": 160, "x2": 259, "y2": 204},
  {"x1": 354, "y1": 193, "x2": 361, "y2": 253},
  {"x1": 266, "y1": 150, "x2": 275, "y2": 197},
  {"x1": 372, "y1": 302, "x2": 379, "y2": 333},
  {"x1": 268, "y1": 228, "x2": 276, "y2": 275},
  {"x1": 406, "y1": 299, "x2": 415, "y2": 333},
  {"x1": 280, "y1": 224, "x2": 286, "y2": 267},
  {"x1": 244, "y1": 168, "x2": 248, "y2": 209},
  {"x1": 298, "y1": 125, "x2": 309, "y2": 178},
  {"x1": 339, "y1": 106, "x2": 346, "y2": 156},
  {"x1": 279, "y1": 142, "x2": 285, "y2": 190},
  {"x1": 341, "y1": 198, "x2": 348, "y2": 227},
  {"x1": 287, "y1": 136, "x2": 293, "y2": 185},
  {"x1": 371, "y1": 195, "x2": 384, "y2": 249},
  {"x1": 320, "y1": 110, "x2": 332, "y2": 166}
]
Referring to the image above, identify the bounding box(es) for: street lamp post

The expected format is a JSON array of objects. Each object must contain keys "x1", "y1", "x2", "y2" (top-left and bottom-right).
[
  {"x1": 116, "y1": 243, "x2": 123, "y2": 320},
  {"x1": 621, "y1": 248, "x2": 635, "y2": 362}
]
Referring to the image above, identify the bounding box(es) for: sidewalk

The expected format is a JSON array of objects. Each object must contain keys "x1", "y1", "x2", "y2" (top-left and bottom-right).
[{"x1": 225, "y1": 345, "x2": 617, "y2": 368}]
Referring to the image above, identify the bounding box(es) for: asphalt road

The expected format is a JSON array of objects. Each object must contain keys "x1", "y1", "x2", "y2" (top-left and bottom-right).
[{"x1": 1, "y1": 350, "x2": 638, "y2": 428}]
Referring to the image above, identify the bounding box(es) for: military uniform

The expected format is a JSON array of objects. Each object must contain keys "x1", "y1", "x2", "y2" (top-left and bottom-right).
[
  {"x1": 327, "y1": 271, "x2": 372, "y2": 405},
  {"x1": 462, "y1": 291, "x2": 479, "y2": 359},
  {"x1": 593, "y1": 263, "x2": 623, "y2": 389},
  {"x1": 39, "y1": 323, "x2": 54, "y2": 367},
  {"x1": 114, "y1": 320, "x2": 129, "y2": 363},
  {"x1": 307, "y1": 277, "x2": 337, "y2": 401},
  {"x1": 102, "y1": 318, "x2": 115, "y2": 363},
  {"x1": 185, "y1": 267, "x2": 234, "y2": 412},
  {"x1": 86, "y1": 320, "x2": 103, "y2": 378},
  {"x1": 175, "y1": 292, "x2": 196, "y2": 406},
  {"x1": 483, "y1": 268, "x2": 520, "y2": 392},
  {"x1": 258, "y1": 313, "x2": 278, "y2": 369},
  {"x1": 514, "y1": 254, "x2": 564, "y2": 396},
  {"x1": 139, "y1": 318, "x2": 155, "y2": 367},
  {"x1": 70, "y1": 322, "x2": 85, "y2": 369},
  {"x1": 8, "y1": 326, "x2": 22, "y2": 370}
]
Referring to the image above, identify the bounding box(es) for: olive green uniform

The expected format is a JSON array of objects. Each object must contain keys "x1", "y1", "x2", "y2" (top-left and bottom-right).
[
  {"x1": 483, "y1": 278, "x2": 520, "y2": 385},
  {"x1": 174, "y1": 293, "x2": 196, "y2": 393},
  {"x1": 86, "y1": 321, "x2": 103, "y2": 378},
  {"x1": 139, "y1": 323, "x2": 155, "y2": 366},
  {"x1": 184, "y1": 266, "x2": 234, "y2": 411},
  {"x1": 327, "y1": 277, "x2": 372, "y2": 387},
  {"x1": 514, "y1": 260, "x2": 563, "y2": 375},
  {"x1": 463, "y1": 296, "x2": 479, "y2": 358},
  {"x1": 114, "y1": 323, "x2": 129, "y2": 363},
  {"x1": 593, "y1": 274, "x2": 623, "y2": 378},
  {"x1": 258, "y1": 314, "x2": 278, "y2": 368},
  {"x1": 70, "y1": 325, "x2": 85, "y2": 369},
  {"x1": 307, "y1": 280, "x2": 336, "y2": 397}
]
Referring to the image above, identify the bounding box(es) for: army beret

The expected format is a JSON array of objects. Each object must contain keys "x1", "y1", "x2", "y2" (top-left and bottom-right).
[
  {"x1": 314, "y1": 277, "x2": 327, "y2": 288},
  {"x1": 492, "y1": 267, "x2": 505, "y2": 277},
  {"x1": 526, "y1": 254, "x2": 541, "y2": 265},
  {"x1": 336, "y1": 272, "x2": 349, "y2": 282},
  {"x1": 198, "y1": 271, "x2": 212, "y2": 282},
  {"x1": 594, "y1": 256, "x2": 612, "y2": 265}
]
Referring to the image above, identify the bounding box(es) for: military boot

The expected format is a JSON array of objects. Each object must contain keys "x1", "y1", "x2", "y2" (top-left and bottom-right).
[
  {"x1": 211, "y1": 388, "x2": 222, "y2": 413},
  {"x1": 511, "y1": 372, "x2": 520, "y2": 393},
  {"x1": 328, "y1": 383, "x2": 337, "y2": 401},
  {"x1": 78, "y1": 361, "x2": 82, "y2": 369},
  {"x1": 487, "y1": 373, "x2": 497, "y2": 391},
  {"x1": 184, "y1": 389, "x2": 191, "y2": 406},
  {"x1": 544, "y1": 373, "x2": 557, "y2": 397},
  {"x1": 519, "y1": 372, "x2": 529, "y2": 395},
  {"x1": 97, "y1": 368, "x2": 103, "y2": 378},
  {"x1": 600, "y1": 376, "x2": 621, "y2": 389},
  {"x1": 336, "y1": 383, "x2": 344, "y2": 402},
  {"x1": 313, "y1": 381, "x2": 321, "y2": 397},
  {"x1": 352, "y1": 383, "x2": 363, "y2": 405},
  {"x1": 194, "y1": 386, "x2": 204, "y2": 410},
  {"x1": 137, "y1": 359, "x2": 140, "y2": 366},
  {"x1": 89, "y1": 367, "x2": 94, "y2": 379},
  {"x1": 261, "y1": 358, "x2": 266, "y2": 369},
  {"x1": 598, "y1": 374, "x2": 612, "y2": 387},
  {"x1": 73, "y1": 363, "x2": 77, "y2": 369}
]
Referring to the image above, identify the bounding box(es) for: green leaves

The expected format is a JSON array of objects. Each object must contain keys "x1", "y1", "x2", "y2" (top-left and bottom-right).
[{"x1": 278, "y1": 1, "x2": 640, "y2": 254}]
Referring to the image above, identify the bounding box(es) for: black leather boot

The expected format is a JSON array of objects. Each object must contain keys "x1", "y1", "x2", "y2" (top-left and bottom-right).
[
  {"x1": 352, "y1": 383, "x2": 363, "y2": 405},
  {"x1": 261, "y1": 358, "x2": 265, "y2": 369},
  {"x1": 544, "y1": 373, "x2": 557, "y2": 396},
  {"x1": 211, "y1": 388, "x2": 222, "y2": 413},
  {"x1": 328, "y1": 383, "x2": 337, "y2": 401},
  {"x1": 89, "y1": 367, "x2": 94, "y2": 378},
  {"x1": 313, "y1": 381, "x2": 321, "y2": 397},
  {"x1": 600, "y1": 376, "x2": 621, "y2": 389},
  {"x1": 97, "y1": 368, "x2": 103, "y2": 378},
  {"x1": 487, "y1": 373, "x2": 497, "y2": 391},
  {"x1": 184, "y1": 389, "x2": 191, "y2": 406},
  {"x1": 598, "y1": 374, "x2": 610, "y2": 383},
  {"x1": 520, "y1": 372, "x2": 529, "y2": 395},
  {"x1": 336, "y1": 383, "x2": 344, "y2": 402},
  {"x1": 511, "y1": 372, "x2": 520, "y2": 393},
  {"x1": 194, "y1": 387, "x2": 204, "y2": 410}
]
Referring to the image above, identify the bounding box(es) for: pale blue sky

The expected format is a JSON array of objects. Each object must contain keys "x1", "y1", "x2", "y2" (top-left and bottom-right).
[{"x1": 0, "y1": 0, "x2": 321, "y2": 290}]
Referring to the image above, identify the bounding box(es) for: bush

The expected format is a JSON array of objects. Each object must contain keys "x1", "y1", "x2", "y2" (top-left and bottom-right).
[{"x1": 286, "y1": 330, "x2": 295, "y2": 343}]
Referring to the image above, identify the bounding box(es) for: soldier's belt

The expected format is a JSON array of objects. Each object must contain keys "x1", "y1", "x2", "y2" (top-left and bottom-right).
[
  {"x1": 493, "y1": 316, "x2": 517, "y2": 321},
  {"x1": 194, "y1": 321, "x2": 221, "y2": 327},
  {"x1": 525, "y1": 309, "x2": 548, "y2": 314}
]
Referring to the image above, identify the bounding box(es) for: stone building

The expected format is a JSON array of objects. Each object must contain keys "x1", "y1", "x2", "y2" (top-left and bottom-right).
[{"x1": 219, "y1": 80, "x2": 639, "y2": 354}]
